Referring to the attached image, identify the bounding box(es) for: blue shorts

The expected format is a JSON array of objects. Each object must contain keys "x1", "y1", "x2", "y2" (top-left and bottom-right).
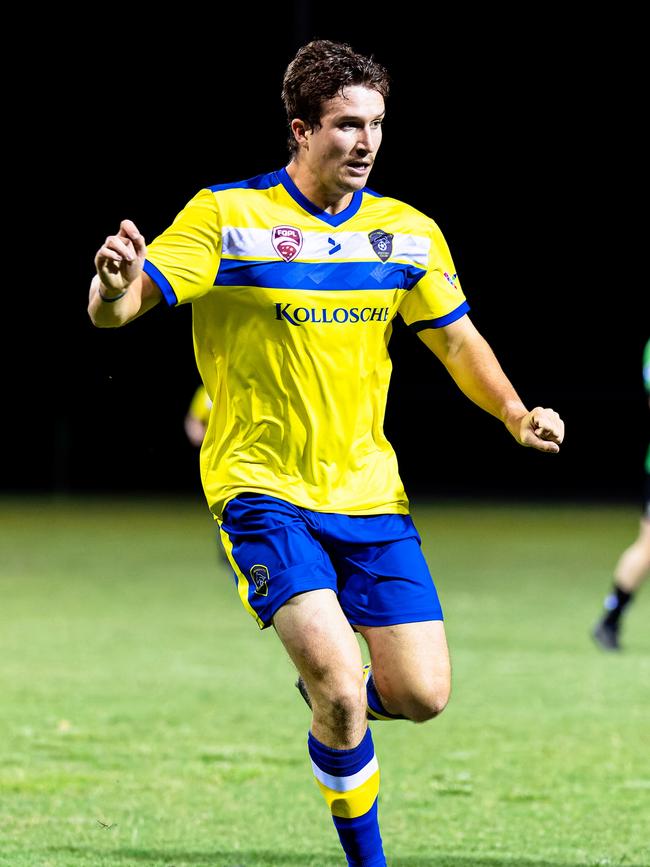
[{"x1": 218, "y1": 493, "x2": 443, "y2": 630}]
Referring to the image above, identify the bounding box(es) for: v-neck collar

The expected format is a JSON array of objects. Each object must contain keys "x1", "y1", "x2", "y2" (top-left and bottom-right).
[{"x1": 278, "y1": 166, "x2": 364, "y2": 227}]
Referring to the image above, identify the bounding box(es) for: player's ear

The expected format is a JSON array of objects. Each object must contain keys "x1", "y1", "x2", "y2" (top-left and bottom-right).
[{"x1": 291, "y1": 118, "x2": 310, "y2": 148}]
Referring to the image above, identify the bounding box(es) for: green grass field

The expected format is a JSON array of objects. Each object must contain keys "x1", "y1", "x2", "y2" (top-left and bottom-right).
[{"x1": 0, "y1": 496, "x2": 648, "y2": 867}]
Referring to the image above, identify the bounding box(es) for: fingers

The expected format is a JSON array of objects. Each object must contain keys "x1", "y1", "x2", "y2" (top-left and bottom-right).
[
  {"x1": 528, "y1": 407, "x2": 565, "y2": 453},
  {"x1": 531, "y1": 438, "x2": 560, "y2": 454},
  {"x1": 96, "y1": 235, "x2": 136, "y2": 264},
  {"x1": 95, "y1": 221, "x2": 146, "y2": 266},
  {"x1": 117, "y1": 220, "x2": 146, "y2": 256},
  {"x1": 531, "y1": 408, "x2": 564, "y2": 443}
]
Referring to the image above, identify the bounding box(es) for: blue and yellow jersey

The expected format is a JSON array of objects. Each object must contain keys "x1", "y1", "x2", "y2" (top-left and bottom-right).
[{"x1": 144, "y1": 167, "x2": 469, "y2": 519}]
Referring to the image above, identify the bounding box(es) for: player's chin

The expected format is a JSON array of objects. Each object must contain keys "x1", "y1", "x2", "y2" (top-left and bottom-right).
[{"x1": 342, "y1": 166, "x2": 372, "y2": 189}]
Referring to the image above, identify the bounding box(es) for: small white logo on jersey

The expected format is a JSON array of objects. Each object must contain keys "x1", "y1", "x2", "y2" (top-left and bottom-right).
[{"x1": 272, "y1": 226, "x2": 303, "y2": 262}]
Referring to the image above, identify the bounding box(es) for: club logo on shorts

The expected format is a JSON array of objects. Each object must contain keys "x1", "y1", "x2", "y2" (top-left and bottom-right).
[
  {"x1": 368, "y1": 229, "x2": 394, "y2": 262},
  {"x1": 272, "y1": 226, "x2": 303, "y2": 262},
  {"x1": 250, "y1": 564, "x2": 270, "y2": 596}
]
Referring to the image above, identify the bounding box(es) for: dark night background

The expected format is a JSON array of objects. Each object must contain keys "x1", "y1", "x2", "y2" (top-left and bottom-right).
[{"x1": 10, "y1": 6, "x2": 647, "y2": 505}]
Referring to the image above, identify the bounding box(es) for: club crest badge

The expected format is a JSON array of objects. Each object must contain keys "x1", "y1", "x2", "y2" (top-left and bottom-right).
[
  {"x1": 272, "y1": 226, "x2": 303, "y2": 262},
  {"x1": 368, "y1": 229, "x2": 394, "y2": 262},
  {"x1": 250, "y1": 564, "x2": 270, "y2": 597}
]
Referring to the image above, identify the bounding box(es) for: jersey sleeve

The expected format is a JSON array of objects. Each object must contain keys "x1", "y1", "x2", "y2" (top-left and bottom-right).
[
  {"x1": 143, "y1": 188, "x2": 221, "y2": 306},
  {"x1": 398, "y1": 221, "x2": 469, "y2": 331}
]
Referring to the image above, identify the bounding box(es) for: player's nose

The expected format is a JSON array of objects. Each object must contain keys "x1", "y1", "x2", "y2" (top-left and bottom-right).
[{"x1": 355, "y1": 127, "x2": 373, "y2": 152}]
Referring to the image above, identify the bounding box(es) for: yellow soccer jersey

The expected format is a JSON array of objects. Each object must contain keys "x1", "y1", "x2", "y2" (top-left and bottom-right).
[{"x1": 144, "y1": 167, "x2": 469, "y2": 520}]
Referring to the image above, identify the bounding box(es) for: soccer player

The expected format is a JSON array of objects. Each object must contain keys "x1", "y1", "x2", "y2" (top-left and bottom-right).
[
  {"x1": 592, "y1": 337, "x2": 650, "y2": 651},
  {"x1": 88, "y1": 39, "x2": 565, "y2": 867}
]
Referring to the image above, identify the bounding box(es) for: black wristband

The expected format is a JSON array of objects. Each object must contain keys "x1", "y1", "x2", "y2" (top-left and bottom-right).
[{"x1": 98, "y1": 287, "x2": 128, "y2": 303}]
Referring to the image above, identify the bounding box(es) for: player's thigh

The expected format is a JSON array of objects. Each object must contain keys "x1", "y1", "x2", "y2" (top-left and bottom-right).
[
  {"x1": 273, "y1": 588, "x2": 364, "y2": 690},
  {"x1": 219, "y1": 493, "x2": 339, "y2": 629},
  {"x1": 639, "y1": 515, "x2": 650, "y2": 551},
  {"x1": 357, "y1": 619, "x2": 451, "y2": 708}
]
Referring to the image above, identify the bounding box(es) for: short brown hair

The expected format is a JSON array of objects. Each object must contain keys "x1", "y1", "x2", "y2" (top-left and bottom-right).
[{"x1": 281, "y1": 39, "x2": 390, "y2": 154}]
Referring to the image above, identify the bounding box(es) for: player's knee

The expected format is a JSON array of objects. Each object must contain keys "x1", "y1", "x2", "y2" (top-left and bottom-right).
[
  {"x1": 404, "y1": 682, "x2": 451, "y2": 723},
  {"x1": 313, "y1": 676, "x2": 367, "y2": 727},
  {"x1": 330, "y1": 689, "x2": 367, "y2": 727}
]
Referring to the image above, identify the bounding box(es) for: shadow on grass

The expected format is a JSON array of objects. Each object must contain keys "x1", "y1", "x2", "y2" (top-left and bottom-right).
[{"x1": 47, "y1": 848, "x2": 647, "y2": 867}]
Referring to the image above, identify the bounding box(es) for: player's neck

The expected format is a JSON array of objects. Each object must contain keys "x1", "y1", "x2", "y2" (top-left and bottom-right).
[{"x1": 285, "y1": 161, "x2": 354, "y2": 215}]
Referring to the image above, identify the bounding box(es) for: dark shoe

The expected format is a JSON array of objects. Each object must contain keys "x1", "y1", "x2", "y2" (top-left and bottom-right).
[
  {"x1": 592, "y1": 619, "x2": 620, "y2": 651},
  {"x1": 295, "y1": 675, "x2": 312, "y2": 709}
]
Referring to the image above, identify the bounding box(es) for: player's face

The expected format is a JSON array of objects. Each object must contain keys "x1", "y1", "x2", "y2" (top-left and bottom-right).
[{"x1": 306, "y1": 85, "x2": 385, "y2": 196}]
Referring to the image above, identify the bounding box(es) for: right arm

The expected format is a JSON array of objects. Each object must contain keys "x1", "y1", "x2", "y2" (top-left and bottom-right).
[{"x1": 88, "y1": 219, "x2": 162, "y2": 327}]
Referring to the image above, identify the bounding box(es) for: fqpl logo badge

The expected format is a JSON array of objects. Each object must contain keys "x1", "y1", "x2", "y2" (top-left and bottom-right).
[
  {"x1": 272, "y1": 225, "x2": 303, "y2": 262},
  {"x1": 368, "y1": 229, "x2": 394, "y2": 262},
  {"x1": 250, "y1": 564, "x2": 270, "y2": 596}
]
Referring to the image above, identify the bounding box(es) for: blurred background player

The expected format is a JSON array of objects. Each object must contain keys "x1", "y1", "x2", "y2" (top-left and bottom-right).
[
  {"x1": 592, "y1": 337, "x2": 650, "y2": 651},
  {"x1": 184, "y1": 383, "x2": 212, "y2": 447},
  {"x1": 184, "y1": 384, "x2": 228, "y2": 565}
]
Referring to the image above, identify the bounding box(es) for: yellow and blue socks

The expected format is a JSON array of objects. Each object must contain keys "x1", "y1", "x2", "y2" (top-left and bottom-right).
[
  {"x1": 308, "y1": 727, "x2": 386, "y2": 867},
  {"x1": 364, "y1": 663, "x2": 406, "y2": 721}
]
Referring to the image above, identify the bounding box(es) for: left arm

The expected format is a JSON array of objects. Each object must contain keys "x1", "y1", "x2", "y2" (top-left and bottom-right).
[{"x1": 418, "y1": 315, "x2": 564, "y2": 453}]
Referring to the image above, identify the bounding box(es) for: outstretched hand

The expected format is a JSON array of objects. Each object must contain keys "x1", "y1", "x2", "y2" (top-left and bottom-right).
[
  {"x1": 94, "y1": 220, "x2": 146, "y2": 294},
  {"x1": 509, "y1": 407, "x2": 565, "y2": 454}
]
